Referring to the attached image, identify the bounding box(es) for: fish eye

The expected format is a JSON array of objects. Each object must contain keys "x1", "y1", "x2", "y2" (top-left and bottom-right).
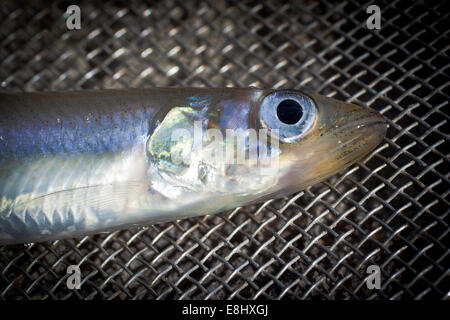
[
  {"x1": 259, "y1": 90, "x2": 316, "y2": 143},
  {"x1": 276, "y1": 99, "x2": 303, "y2": 124}
]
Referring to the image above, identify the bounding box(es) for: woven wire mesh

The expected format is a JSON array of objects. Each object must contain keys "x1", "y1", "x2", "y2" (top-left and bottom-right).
[{"x1": 0, "y1": 0, "x2": 448, "y2": 299}]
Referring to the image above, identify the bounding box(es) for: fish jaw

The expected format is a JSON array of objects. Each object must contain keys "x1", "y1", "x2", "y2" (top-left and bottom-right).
[{"x1": 275, "y1": 94, "x2": 387, "y2": 193}]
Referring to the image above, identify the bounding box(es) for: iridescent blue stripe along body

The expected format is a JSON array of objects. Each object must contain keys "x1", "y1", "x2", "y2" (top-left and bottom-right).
[{"x1": 0, "y1": 88, "x2": 386, "y2": 244}]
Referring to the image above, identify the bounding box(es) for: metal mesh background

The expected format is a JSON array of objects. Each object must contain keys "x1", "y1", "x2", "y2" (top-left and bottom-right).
[{"x1": 0, "y1": 0, "x2": 448, "y2": 300}]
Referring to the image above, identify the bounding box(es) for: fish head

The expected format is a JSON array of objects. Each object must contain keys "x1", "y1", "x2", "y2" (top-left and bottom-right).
[
  {"x1": 145, "y1": 88, "x2": 387, "y2": 205},
  {"x1": 255, "y1": 89, "x2": 387, "y2": 197}
]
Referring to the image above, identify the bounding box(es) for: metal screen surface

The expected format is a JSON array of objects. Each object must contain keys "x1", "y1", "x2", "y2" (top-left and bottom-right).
[{"x1": 0, "y1": 0, "x2": 448, "y2": 300}]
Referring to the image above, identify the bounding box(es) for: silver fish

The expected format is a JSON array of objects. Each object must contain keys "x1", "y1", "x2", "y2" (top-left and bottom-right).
[{"x1": 0, "y1": 88, "x2": 386, "y2": 244}]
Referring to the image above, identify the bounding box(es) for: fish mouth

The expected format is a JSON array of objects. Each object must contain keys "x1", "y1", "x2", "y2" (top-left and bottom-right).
[
  {"x1": 280, "y1": 96, "x2": 387, "y2": 191},
  {"x1": 323, "y1": 108, "x2": 387, "y2": 170}
]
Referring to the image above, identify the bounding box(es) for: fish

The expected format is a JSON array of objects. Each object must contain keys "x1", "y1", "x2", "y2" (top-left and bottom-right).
[{"x1": 0, "y1": 88, "x2": 386, "y2": 244}]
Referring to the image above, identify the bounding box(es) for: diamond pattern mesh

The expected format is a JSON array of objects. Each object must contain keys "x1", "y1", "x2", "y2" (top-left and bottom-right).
[{"x1": 0, "y1": 0, "x2": 448, "y2": 299}]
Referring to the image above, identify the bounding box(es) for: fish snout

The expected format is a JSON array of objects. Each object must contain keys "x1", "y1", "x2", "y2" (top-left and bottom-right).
[
  {"x1": 309, "y1": 94, "x2": 387, "y2": 161},
  {"x1": 281, "y1": 96, "x2": 387, "y2": 190},
  {"x1": 329, "y1": 108, "x2": 387, "y2": 164}
]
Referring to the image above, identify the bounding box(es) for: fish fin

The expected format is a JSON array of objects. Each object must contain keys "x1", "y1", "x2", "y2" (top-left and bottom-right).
[{"x1": 9, "y1": 181, "x2": 158, "y2": 218}]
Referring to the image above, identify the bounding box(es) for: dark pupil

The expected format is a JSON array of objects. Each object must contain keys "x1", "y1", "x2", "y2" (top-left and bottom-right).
[{"x1": 276, "y1": 99, "x2": 303, "y2": 125}]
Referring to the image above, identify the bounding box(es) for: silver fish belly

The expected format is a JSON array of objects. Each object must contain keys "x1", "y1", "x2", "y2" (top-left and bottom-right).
[{"x1": 0, "y1": 88, "x2": 386, "y2": 244}]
